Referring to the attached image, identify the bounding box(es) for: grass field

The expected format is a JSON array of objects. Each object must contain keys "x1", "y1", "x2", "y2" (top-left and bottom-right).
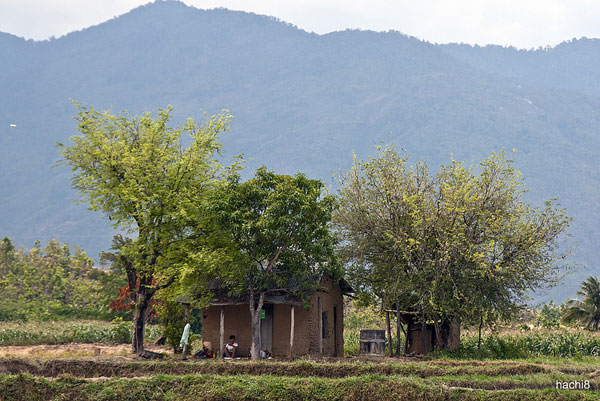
[
  {"x1": 1, "y1": 358, "x2": 599, "y2": 400},
  {"x1": 2, "y1": 320, "x2": 600, "y2": 400}
]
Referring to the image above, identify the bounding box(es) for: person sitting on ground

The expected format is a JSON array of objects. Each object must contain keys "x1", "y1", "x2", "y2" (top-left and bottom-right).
[
  {"x1": 224, "y1": 335, "x2": 238, "y2": 358},
  {"x1": 194, "y1": 344, "x2": 213, "y2": 359}
]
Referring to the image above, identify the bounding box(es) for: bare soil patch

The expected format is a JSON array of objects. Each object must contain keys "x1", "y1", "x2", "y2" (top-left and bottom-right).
[{"x1": 0, "y1": 343, "x2": 167, "y2": 359}]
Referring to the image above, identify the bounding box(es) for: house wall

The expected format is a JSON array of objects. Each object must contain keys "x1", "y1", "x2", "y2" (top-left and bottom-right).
[
  {"x1": 200, "y1": 276, "x2": 345, "y2": 358},
  {"x1": 201, "y1": 304, "x2": 252, "y2": 356},
  {"x1": 310, "y1": 275, "x2": 344, "y2": 357},
  {"x1": 271, "y1": 303, "x2": 312, "y2": 356},
  {"x1": 272, "y1": 304, "x2": 291, "y2": 356}
]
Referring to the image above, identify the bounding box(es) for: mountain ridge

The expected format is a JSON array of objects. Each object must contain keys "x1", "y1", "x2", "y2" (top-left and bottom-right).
[{"x1": 1, "y1": 0, "x2": 598, "y2": 302}]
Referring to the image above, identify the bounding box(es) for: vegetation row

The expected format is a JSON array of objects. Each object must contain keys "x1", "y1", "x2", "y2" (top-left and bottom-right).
[
  {"x1": 0, "y1": 321, "x2": 161, "y2": 347},
  {"x1": 1, "y1": 372, "x2": 599, "y2": 401},
  {"x1": 0, "y1": 358, "x2": 553, "y2": 379}
]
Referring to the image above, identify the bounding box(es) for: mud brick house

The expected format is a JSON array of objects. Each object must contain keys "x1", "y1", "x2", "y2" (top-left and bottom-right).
[{"x1": 200, "y1": 275, "x2": 353, "y2": 358}]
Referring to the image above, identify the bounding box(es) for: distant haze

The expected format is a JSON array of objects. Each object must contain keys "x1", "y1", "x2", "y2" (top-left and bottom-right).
[{"x1": 1, "y1": 0, "x2": 600, "y2": 48}]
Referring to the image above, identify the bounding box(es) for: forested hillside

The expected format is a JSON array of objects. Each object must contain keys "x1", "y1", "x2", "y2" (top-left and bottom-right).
[
  {"x1": 1, "y1": 0, "x2": 599, "y2": 301},
  {"x1": 0, "y1": 237, "x2": 123, "y2": 321}
]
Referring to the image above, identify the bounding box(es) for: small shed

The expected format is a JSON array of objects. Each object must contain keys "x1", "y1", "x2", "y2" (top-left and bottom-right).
[
  {"x1": 200, "y1": 276, "x2": 353, "y2": 358},
  {"x1": 399, "y1": 311, "x2": 460, "y2": 355}
]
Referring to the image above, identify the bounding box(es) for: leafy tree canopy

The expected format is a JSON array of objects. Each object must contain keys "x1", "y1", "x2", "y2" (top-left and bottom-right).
[
  {"x1": 209, "y1": 166, "x2": 340, "y2": 359},
  {"x1": 58, "y1": 104, "x2": 232, "y2": 353},
  {"x1": 334, "y1": 145, "x2": 571, "y2": 346}
]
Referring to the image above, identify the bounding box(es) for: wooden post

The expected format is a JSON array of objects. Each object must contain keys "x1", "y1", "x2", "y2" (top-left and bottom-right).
[
  {"x1": 289, "y1": 305, "x2": 295, "y2": 357},
  {"x1": 386, "y1": 311, "x2": 393, "y2": 357},
  {"x1": 395, "y1": 301, "x2": 401, "y2": 357},
  {"x1": 219, "y1": 306, "x2": 225, "y2": 359},
  {"x1": 421, "y1": 314, "x2": 428, "y2": 354},
  {"x1": 318, "y1": 296, "x2": 323, "y2": 355},
  {"x1": 478, "y1": 315, "x2": 483, "y2": 350},
  {"x1": 404, "y1": 318, "x2": 411, "y2": 354}
]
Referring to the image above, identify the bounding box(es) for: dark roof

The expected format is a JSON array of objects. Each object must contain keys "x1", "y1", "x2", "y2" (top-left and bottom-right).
[
  {"x1": 339, "y1": 278, "x2": 354, "y2": 296},
  {"x1": 178, "y1": 274, "x2": 354, "y2": 306}
]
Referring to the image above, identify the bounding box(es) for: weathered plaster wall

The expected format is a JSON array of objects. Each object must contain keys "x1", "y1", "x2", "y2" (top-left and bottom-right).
[{"x1": 200, "y1": 276, "x2": 345, "y2": 358}]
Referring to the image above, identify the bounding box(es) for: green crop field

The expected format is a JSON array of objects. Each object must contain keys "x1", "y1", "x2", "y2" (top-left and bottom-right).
[
  {"x1": 1, "y1": 358, "x2": 599, "y2": 400},
  {"x1": 0, "y1": 320, "x2": 162, "y2": 346}
]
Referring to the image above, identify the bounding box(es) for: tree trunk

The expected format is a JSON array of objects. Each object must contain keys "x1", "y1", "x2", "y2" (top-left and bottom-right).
[
  {"x1": 433, "y1": 317, "x2": 442, "y2": 350},
  {"x1": 447, "y1": 317, "x2": 461, "y2": 351},
  {"x1": 132, "y1": 295, "x2": 148, "y2": 355},
  {"x1": 126, "y1": 267, "x2": 147, "y2": 355},
  {"x1": 385, "y1": 311, "x2": 393, "y2": 357},
  {"x1": 249, "y1": 290, "x2": 265, "y2": 360}
]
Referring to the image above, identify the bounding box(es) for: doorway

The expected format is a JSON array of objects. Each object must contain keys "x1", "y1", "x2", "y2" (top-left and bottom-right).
[{"x1": 260, "y1": 304, "x2": 273, "y2": 353}]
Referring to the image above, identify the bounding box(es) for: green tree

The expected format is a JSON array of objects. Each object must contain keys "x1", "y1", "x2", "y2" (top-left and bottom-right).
[
  {"x1": 562, "y1": 276, "x2": 600, "y2": 330},
  {"x1": 58, "y1": 104, "x2": 231, "y2": 354},
  {"x1": 334, "y1": 146, "x2": 570, "y2": 351},
  {"x1": 0, "y1": 237, "x2": 15, "y2": 271},
  {"x1": 536, "y1": 301, "x2": 562, "y2": 328},
  {"x1": 210, "y1": 167, "x2": 339, "y2": 360},
  {"x1": 0, "y1": 237, "x2": 24, "y2": 321}
]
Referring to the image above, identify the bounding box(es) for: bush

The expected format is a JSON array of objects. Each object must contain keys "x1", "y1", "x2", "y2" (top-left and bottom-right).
[
  {"x1": 344, "y1": 331, "x2": 360, "y2": 356},
  {"x1": 154, "y1": 301, "x2": 194, "y2": 354},
  {"x1": 0, "y1": 302, "x2": 28, "y2": 322}
]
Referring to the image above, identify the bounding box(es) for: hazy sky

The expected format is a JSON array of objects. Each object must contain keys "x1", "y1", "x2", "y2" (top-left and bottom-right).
[{"x1": 1, "y1": 0, "x2": 600, "y2": 48}]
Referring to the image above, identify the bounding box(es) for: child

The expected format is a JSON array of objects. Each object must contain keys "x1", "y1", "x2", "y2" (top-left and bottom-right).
[{"x1": 224, "y1": 335, "x2": 238, "y2": 358}]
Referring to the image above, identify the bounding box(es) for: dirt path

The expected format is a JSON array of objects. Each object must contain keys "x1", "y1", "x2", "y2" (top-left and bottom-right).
[{"x1": 0, "y1": 343, "x2": 168, "y2": 359}]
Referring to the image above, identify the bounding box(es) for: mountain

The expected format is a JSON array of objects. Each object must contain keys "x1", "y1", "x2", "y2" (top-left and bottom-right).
[
  {"x1": 1, "y1": 0, "x2": 599, "y2": 302},
  {"x1": 441, "y1": 39, "x2": 600, "y2": 98}
]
